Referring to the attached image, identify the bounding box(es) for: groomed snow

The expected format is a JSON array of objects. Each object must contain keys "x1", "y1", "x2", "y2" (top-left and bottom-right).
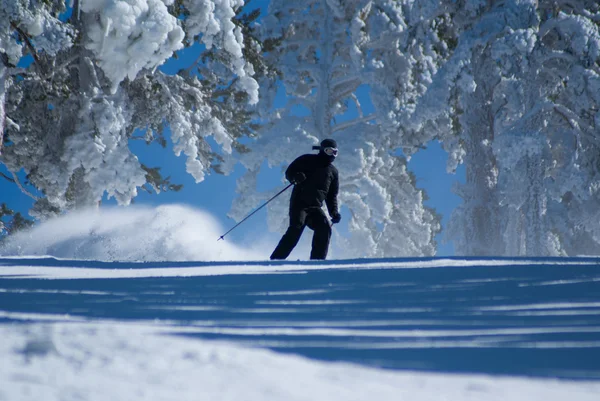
[
  {"x1": 1, "y1": 205, "x2": 600, "y2": 399},
  {"x1": 1, "y1": 321, "x2": 599, "y2": 401},
  {"x1": 1, "y1": 256, "x2": 600, "y2": 279}
]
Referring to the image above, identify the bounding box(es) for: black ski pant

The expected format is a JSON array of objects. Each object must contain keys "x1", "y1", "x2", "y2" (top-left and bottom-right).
[{"x1": 270, "y1": 206, "x2": 332, "y2": 260}]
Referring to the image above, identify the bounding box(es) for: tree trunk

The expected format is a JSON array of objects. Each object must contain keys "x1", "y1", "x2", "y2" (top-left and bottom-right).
[
  {"x1": 315, "y1": 3, "x2": 333, "y2": 138},
  {"x1": 524, "y1": 153, "x2": 546, "y2": 255},
  {"x1": 463, "y1": 139, "x2": 502, "y2": 256},
  {"x1": 0, "y1": 62, "x2": 6, "y2": 155},
  {"x1": 459, "y1": 50, "x2": 504, "y2": 256}
]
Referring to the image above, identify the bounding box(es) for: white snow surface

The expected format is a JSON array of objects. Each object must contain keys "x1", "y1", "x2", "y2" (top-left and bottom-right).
[
  {"x1": 1, "y1": 321, "x2": 598, "y2": 401},
  {"x1": 1, "y1": 208, "x2": 600, "y2": 400},
  {"x1": 81, "y1": 0, "x2": 184, "y2": 93},
  {"x1": 1, "y1": 256, "x2": 598, "y2": 280}
]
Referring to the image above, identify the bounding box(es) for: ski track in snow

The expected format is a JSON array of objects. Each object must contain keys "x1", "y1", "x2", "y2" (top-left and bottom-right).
[{"x1": 1, "y1": 256, "x2": 600, "y2": 400}]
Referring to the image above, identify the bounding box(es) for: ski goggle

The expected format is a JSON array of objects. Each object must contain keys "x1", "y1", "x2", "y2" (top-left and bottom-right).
[{"x1": 323, "y1": 147, "x2": 338, "y2": 156}]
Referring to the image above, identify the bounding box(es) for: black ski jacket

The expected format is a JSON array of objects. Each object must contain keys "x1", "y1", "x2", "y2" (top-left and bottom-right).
[{"x1": 285, "y1": 154, "x2": 339, "y2": 216}]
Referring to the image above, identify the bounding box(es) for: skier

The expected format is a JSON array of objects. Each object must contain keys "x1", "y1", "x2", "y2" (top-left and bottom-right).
[{"x1": 270, "y1": 139, "x2": 341, "y2": 260}]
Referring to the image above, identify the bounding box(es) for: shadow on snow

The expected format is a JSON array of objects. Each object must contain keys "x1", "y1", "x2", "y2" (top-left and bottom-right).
[{"x1": 1, "y1": 256, "x2": 599, "y2": 380}]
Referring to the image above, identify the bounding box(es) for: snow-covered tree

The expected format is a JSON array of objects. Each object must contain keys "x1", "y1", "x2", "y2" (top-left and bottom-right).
[
  {"x1": 0, "y1": 202, "x2": 33, "y2": 240},
  {"x1": 229, "y1": 0, "x2": 445, "y2": 257},
  {"x1": 1, "y1": 0, "x2": 264, "y2": 219},
  {"x1": 522, "y1": 0, "x2": 600, "y2": 256},
  {"x1": 412, "y1": 0, "x2": 600, "y2": 256}
]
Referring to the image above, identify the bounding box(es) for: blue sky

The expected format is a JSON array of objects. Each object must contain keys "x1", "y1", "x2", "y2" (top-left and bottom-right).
[{"x1": 0, "y1": 0, "x2": 465, "y2": 256}]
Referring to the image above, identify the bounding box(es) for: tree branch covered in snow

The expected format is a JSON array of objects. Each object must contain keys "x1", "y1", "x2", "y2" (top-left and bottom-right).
[
  {"x1": 0, "y1": 0, "x2": 267, "y2": 219},
  {"x1": 0, "y1": 202, "x2": 33, "y2": 239}
]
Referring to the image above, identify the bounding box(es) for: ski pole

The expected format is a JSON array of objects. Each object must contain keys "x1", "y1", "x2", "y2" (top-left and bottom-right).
[{"x1": 218, "y1": 182, "x2": 294, "y2": 241}]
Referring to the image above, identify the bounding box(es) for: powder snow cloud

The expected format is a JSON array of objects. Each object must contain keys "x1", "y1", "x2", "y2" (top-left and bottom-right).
[{"x1": 0, "y1": 204, "x2": 265, "y2": 261}]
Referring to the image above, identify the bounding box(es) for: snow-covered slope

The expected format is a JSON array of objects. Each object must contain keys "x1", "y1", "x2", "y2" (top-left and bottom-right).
[
  {"x1": 1, "y1": 255, "x2": 599, "y2": 400},
  {"x1": 2, "y1": 320, "x2": 598, "y2": 401}
]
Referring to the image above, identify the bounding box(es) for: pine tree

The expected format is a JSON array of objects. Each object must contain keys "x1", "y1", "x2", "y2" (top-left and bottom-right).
[
  {"x1": 229, "y1": 0, "x2": 442, "y2": 257},
  {"x1": 0, "y1": 203, "x2": 33, "y2": 239},
  {"x1": 413, "y1": 0, "x2": 600, "y2": 256},
  {"x1": 1, "y1": 0, "x2": 265, "y2": 219}
]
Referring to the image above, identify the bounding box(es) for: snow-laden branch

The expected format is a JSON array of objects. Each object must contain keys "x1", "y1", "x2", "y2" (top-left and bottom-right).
[
  {"x1": 0, "y1": 64, "x2": 5, "y2": 156},
  {"x1": 10, "y1": 171, "x2": 39, "y2": 201},
  {"x1": 1, "y1": 0, "x2": 266, "y2": 217},
  {"x1": 332, "y1": 114, "x2": 376, "y2": 133},
  {"x1": 553, "y1": 104, "x2": 597, "y2": 140},
  {"x1": 350, "y1": 93, "x2": 363, "y2": 118},
  {"x1": 81, "y1": 0, "x2": 185, "y2": 93}
]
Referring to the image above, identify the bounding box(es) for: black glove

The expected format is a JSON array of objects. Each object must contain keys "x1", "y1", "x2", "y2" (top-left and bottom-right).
[
  {"x1": 331, "y1": 212, "x2": 341, "y2": 224},
  {"x1": 291, "y1": 172, "x2": 306, "y2": 184}
]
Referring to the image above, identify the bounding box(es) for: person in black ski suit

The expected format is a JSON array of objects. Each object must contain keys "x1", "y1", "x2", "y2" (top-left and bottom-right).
[{"x1": 270, "y1": 138, "x2": 341, "y2": 260}]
